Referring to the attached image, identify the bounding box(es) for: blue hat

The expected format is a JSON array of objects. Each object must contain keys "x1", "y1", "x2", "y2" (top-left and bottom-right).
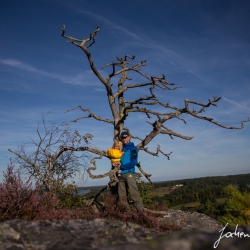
[{"x1": 120, "y1": 131, "x2": 129, "y2": 138}]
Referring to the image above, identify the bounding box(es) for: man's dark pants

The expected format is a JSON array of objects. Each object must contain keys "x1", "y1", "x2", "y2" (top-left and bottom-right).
[{"x1": 118, "y1": 173, "x2": 143, "y2": 211}]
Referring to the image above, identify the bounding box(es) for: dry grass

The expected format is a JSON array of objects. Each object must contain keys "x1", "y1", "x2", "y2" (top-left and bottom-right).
[
  {"x1": 154, "y1": 187, "x2": 173, "y2": 196},
  {"x1": 170, "y1": 202, "x2": 201, "y2": 210},
  {"x1": 216, "y1": 198, "x2": 227, "y2": 204}
]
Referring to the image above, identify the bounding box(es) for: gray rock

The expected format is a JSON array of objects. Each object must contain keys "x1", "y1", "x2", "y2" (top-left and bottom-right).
[
  {"x1": 128, "y1": 226, "x2": 250, "y2": 250},
  {"x1": 0, "y1": 219, "x2": 249, "y2": 250},
  {"x1": 0, "y1": 219, "x2": 158, "y2": 250},
  {"x1": 159, "y1": 209, "x2": 222, "y2": 231}
]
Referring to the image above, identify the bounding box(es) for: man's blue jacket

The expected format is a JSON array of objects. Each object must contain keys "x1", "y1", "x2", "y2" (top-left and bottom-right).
[{"x1": 120, "y1": 141, "x2": 138, "y2": 175}]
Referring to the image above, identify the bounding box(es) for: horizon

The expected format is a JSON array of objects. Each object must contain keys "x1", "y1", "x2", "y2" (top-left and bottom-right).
[{"x1": 78, "y1": 171, "x2": 250, "y2": 188}]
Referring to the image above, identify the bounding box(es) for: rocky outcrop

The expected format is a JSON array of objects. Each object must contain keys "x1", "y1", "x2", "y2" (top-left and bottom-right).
[
  {"x1": 0, "y1": 211, "x2": 249, "y2": 250},
  {"x1": 2, "y1": 219, "x2": 153, "y2": 250},
  {"x1": 160, "y1": 209, "x2": 222, "y2": 230}
]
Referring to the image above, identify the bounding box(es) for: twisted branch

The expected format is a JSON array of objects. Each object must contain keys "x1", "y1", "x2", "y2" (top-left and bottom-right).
[
  {"x1": 65, "y1": 106, "x2": 114, "y2": 125},
  {"x1": 57, "y1": 25, "x2": 100, "y2": 48},
  {"x1": 136, "y1": 162, "x2": 153, "y2": 184},
  {"x1": 185, "y1": 97, "x2": 250, "y2": 129},
  {"x1": 140, "y1": 145, "x2": 173, "y2": 159}
]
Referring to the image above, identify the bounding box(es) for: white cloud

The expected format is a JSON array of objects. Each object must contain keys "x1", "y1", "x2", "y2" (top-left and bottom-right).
[
  {"x1": 1, "y1": 59, "x2": 55, "y2": 76},
  {"x1": 0, "y1": 59, "x2": 100, "y2": 86},
  {"x1": 222, "y1": 95, "x2": 250, "y2": 111},
  {"x1": 77, "y1": 10, "x2": 141, "y2": 41}
]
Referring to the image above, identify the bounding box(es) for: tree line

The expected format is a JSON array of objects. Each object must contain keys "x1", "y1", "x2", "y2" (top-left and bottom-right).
[{"x1": 153, "y1": 174, "x2": 250, "y2": 207}]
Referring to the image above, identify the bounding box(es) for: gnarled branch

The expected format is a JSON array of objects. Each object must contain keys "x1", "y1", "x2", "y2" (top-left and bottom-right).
[
  {"x1": 185, "y1": 97, "x2": 250, "y2": 129},
  {"x1": 136, "y1": 162, "x2": 153, "y2": 184},
  {"x1": 65, "y1": 106, "x2": 114, "y2": 125},
  {"x1": 139, "y1": 145, "x2": 172, "y2": 159}
]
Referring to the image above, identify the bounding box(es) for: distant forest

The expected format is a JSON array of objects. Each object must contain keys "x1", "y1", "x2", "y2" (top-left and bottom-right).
[{"x1": 153, "y1": 173, "x2": 250, "y2": 207}]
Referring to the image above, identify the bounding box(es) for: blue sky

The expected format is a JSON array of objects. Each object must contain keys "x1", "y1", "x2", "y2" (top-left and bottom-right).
[{"x1": 1, "y1": 0, "x2": 250, "y2": 186}]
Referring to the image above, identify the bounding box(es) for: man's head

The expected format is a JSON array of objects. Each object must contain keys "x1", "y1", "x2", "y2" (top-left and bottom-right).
[{"x1": 120, "y1": 131, "x2": 130, "y2": 144}]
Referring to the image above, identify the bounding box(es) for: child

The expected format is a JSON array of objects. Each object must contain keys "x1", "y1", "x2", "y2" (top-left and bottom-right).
[{"x1": 107, "y1": 140, "x2": 123, "y2": 177}]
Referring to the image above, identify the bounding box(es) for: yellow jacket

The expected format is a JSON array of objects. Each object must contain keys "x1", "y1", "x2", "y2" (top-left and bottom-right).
[{"x1": 107, "y1": 148, "x2": 123, "y2": 163}]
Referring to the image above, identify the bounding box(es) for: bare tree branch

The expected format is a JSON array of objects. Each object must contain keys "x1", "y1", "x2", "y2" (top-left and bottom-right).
[
  {"x1": 113, "y1": 82, "x2": 154, "y2": 99},
  {"x1": 139, "y1": 145, "x2": 173, "y2": 159},
  {"x1": 185, "y1": 97, "x2": 250, "y2": 129},
  {"x1": 59, "y1": 146, "x2": 107, "y2": 159},
  {"x1": 8, "y1": 148, "x2": 45, "y2": 183},
  {"x1": 86, "y1": 155, "x2": 110, "y2": 179},
  {"x1": 136, "y1": 162, "x2": 153, "y2": 184},
  {"x1": 8, "y1": 115, "x2": 89, "y2": 192},
  {"x1": 64, "y1": 106, "x2": 114, "y2": 125}
]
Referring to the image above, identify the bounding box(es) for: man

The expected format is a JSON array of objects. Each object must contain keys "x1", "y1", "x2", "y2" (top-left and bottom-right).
[{"x1": 118, "y1": 131, "x2": 143, "y2": 211}]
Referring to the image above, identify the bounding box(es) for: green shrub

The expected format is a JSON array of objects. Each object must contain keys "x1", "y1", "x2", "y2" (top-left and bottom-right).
[
  {"x1": 54, "y1": 183, "x2": 87, "y2": 209},
  {"x1": 138, "y1": 181, "x2": 157, "y2": 209},
  {"x1": 219, "y1": 185, "x2": 250, "y2": 226}
]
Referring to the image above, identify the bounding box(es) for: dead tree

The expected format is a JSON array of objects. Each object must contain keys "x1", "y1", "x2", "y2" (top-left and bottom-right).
[
  {"x1": 8, "y1": 114, "x2": 90, "y2": 193},
  {"x1": 57, "y1": 26, "x2": 249, "y2": 189}
]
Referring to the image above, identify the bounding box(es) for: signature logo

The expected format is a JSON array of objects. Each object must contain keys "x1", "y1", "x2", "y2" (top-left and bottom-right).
[{"x1": 214, "y1": 223, "x2": 250, "y2": 248}]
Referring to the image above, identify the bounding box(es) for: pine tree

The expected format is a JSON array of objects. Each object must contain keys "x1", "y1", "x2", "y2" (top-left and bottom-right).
[{"x1": 219, "y1": 185, "x2": 250, "y2": 226}]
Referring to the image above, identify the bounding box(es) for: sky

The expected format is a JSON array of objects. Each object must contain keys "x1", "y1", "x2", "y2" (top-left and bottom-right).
[{"x1": 1, "y1": 0, "x2": 250, "y2": 187}]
